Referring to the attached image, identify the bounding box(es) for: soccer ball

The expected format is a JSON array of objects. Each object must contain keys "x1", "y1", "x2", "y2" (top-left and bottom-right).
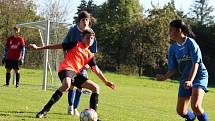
[{"x1": 80, "y1": 108, "x2": 98, "y2": 121}]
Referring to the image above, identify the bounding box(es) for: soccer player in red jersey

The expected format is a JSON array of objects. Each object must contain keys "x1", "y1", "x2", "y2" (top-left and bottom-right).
[
  {"x1": 30, "y1": 29, "x2": 115, "y2": 121},
  {"x1": 2, "y1": 27, "x2": 26, "y2": 88}
]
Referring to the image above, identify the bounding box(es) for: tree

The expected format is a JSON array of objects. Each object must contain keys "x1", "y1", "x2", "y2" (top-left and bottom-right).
[
  {"x1": 190, "y1": 0, "x2": 214, "y2": 25},
  {"x1": 93, "y1": 0, "x2": 143, "y2": 71}
]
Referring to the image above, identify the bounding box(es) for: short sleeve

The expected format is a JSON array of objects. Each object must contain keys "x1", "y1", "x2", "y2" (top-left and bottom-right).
[
  {"x1": 88, "y1": 57, "x2": 97, "y2": 67},
  {"x1": 62, "y1": 41, "x2": 78, "y2": 50},
  {"x1": 168, "y1": 45, "x2": 178, "y2": 71},
  {"x1": 188, "y1": 39, "x2": 202, "y2": 64}
]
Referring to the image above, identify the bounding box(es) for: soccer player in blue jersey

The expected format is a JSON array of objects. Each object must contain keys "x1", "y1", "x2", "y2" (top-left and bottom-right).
[
  {"x1": 156, "y1": 20, "x2": 208, "y2": 121},
  {"x1": 63, "y1": 11, "x2": 97, "y2": 116}
]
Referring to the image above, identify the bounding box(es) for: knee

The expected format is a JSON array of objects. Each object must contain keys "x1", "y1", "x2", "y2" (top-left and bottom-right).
[
  {"x1": 92, "y1": 84, "x2": 100, "y2": 94},
  {"x1": 191, "y1": 102, "x2": 202, "y2": 113},
  {"x1": 61, "y1": 83, "x2": 70, "y2": 92},
  {"x1": 14, "y1": 69, "x2": 19, "y2": 73},
  {"x1": 6, "y1": 69, "x2": 11, "y2": 73},
  {"x1": 176, "y1": 108, "x2": 187, "y2": 117}
]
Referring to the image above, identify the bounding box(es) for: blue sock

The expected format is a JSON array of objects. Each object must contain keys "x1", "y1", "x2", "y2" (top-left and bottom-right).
[
  {"x1": 74, "y1": 89, "x2": 82, "y2": 109},
  {"x1": 197, "y1": 112, "x2": 208, "y2": 121},
  {"x1": 68, "y1": 89, "x2": 74, "y2": 106},
  {"x1": 182, "y1": 109, "x2": 196, "y2": 121}
]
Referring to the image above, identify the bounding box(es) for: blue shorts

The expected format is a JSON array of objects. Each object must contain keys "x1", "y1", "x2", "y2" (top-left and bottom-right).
[{"x1": 178, "y1": 78, "x2": 208, "y2": 97}]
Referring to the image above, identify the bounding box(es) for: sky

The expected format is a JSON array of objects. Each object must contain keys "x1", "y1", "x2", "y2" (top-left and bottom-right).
[{"x1": 34, "y1": 0, "x2": 215, "y2": 23}]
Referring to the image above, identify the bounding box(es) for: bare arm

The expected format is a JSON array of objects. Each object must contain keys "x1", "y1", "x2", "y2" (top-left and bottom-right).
[
  {"x1": 91, "y1": 66, "x2": 115, "y2": 90},
  {"x1": 184, "y1": 63, "x2": 199, "y2": 89},
  {"x1": 156, "y1": 69, "x2": 177, "y2": 81},
  {"x1": 29, "y1": 44, "x2": 62, "y2": 50}
]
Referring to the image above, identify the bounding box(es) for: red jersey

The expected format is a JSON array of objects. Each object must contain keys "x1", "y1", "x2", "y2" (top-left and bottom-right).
[
  {"x1": 58, "y1": 42, "x2": 94, "y2": 73},
  {"x1": 6, "y1": 36, "x2": 25, "y2": 60}
]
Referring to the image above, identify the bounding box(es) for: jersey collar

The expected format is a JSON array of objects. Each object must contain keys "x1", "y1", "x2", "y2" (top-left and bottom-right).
[{"x1": 176, "y1": 37, "x2": 187, "y2": 46}]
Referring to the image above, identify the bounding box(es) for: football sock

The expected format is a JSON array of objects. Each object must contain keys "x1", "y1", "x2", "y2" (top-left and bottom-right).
[
  {"x1": 42, "y1": 90, "x2": 63, "y2": 112},
  {"x1": 6, "y1": 73, "x2": 10, "y2": 85},
  {"x1": 182, "y1": 109, "x2": 195, "y2": 121},
  {"x1": 68, "y1": 89, "x2": 74, "y2": 106},
  {"x1": 16, "y1": 73, "x2": 20, "y2": 85},
  {"x1": 74, "y1": 89, "x2": 82, "y2": 109},
  {"x1": 197, "y1": 112, "x2": 208, "y2": 121},
  {"x1": 90, "y1": 93, "x2": 99, "y2": 111}
]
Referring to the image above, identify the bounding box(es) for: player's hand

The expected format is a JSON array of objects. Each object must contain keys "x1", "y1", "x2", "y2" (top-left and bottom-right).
[
  {"x1": 155, "y1": 74, "x2": 167, "y2": 81},
  {"x1": 184, "y1": 81, "x2": 192, "y2": 89},
  {"x1": 19, "y1": 59, "x2": 24, "y2": 65},
  {"x1": 105, "y1": 81, "x2": 116, "y2": 90},
  {"x1": 29, "y1": 44, "x2": 39, "y2": 50}
]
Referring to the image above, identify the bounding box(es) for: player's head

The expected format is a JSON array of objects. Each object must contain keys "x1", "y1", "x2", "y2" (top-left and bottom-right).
[
  {"x1": 169, "y1": 20, "x2": 195, "y2": 40},
  {"x1": 81, "y1": 29, "x2": 95, "y2": 47},
  {"x1": 78, "y1": 11, "x2": 96, "y2": 27},
  {"x1": 13, "y1": 27, "x2": 20, "y2": 36}
]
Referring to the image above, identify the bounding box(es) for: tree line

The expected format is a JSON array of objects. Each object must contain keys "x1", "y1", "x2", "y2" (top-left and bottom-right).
[{"x1": 0, "y1": 0, "x2": 215, "y2": 84}]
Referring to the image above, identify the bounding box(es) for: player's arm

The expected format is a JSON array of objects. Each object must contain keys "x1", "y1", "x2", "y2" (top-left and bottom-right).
[
  {"x1": 156, "y1": 45, "x2": 177, "y2": 81},
  {"x1": 20, "y1": 46, "x2": 26, "y2": 64},
  {"x1": 2, "y1": 38, "x2": 9, "y2": 65},
  {"x1": 88, "y1": 58, "x2": 115, "y2": 90},
  {"x1": 156, "y1": 69, "x2": 177, "y2": 81},
  {"x1": 184, "y1": 40, "x2": 201, "y2": 88},
  {"x1": 20, "y1": 38, "x2": 26, "y2": 64},
  {"x1": 29, "y1": 43, "x2": 62, "y2": 50}
]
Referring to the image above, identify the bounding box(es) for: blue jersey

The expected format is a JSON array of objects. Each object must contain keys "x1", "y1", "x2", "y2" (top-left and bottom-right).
[
  {"x1": 168, "y1": 37, "x2": 208, "y2": 86},
  {"x1": 62, "y1": 24, "x2": 97, "y2": 53}
]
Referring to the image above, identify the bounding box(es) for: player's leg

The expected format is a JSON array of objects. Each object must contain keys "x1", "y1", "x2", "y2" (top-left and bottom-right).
[
  {"x1": 191, "y1": 88, "x2": 208, "y2": 121},
  {"x1": 73, "y1": 88, "x2": 82, "y2": 116},
  {"x1": 73, "y1": 69, "x2": 88, "y2": 115},
  {"x1": 13, "y1": 60, "x2": 20, "y2": 87},
  {"x1": 68, "y1": 69, "x2": 86, "y2": 115},
  {"x1": 5, "y1": 60, "x2": 12, "y2": 86},
  {"x1": 68, "y1": 86, "x2": 75, "y2": 115},
  {"x1": 36, "y1": 70, "x2": 73, "y2": 118},
  {"x1": 80, "y1": 81, "x2": 99, "y2": 111},
  {"x1": 177, "y1": 85, "x2": 195, "y2": 121}
]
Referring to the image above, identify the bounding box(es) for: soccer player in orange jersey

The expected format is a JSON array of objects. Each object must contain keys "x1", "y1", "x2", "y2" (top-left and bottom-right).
[{"x1": 30, "y1": 29, "x2": 115, "y2": 121}]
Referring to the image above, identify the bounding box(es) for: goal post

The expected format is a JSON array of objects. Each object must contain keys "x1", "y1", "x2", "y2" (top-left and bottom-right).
[{"x1": 16, "y1": 19, "x2": 72, "y2": 91}]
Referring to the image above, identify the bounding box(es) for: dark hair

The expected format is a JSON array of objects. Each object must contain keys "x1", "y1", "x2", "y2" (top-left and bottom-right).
[
  {"x1": 82, "y1": 29, "x2": 95, "y2": 38},
  {"x1": 78, "y1": 11, "x2": 91, "y2": 22},
  {"x1": 78, "y1": 11, "x2": 97, "y2": 26},
  {"x1": 170, "y1": 20, "x2": 195, "y2": 38},
  {"x1": 13, "y1": 27, "x2": 20, "y2": 31}
]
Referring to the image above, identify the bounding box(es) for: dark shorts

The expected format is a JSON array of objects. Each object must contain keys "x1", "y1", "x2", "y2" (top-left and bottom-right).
[
  {"x1": 58, "y1": 70, "x2": 88, "y2": 89},
  {"x1": 5, "y1": 60, "x2": 20, "y2": 70}
]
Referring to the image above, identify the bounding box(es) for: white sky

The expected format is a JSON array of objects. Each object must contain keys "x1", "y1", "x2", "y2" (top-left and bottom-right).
[{"x1": 34, "y1": 0, "x2": 215, "y2": 23}]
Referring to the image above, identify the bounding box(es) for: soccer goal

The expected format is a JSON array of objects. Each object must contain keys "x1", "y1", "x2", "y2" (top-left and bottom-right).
[{"x1": 17, "y1": 20, "x2": 72, "y2": 91}]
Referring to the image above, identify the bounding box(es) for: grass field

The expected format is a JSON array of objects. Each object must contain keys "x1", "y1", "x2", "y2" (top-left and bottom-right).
[{"x1": 0, "y1": 66, "x2": 215, "y2": 121}]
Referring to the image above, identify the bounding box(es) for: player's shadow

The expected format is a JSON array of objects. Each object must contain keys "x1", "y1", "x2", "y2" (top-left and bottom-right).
[{"x1": 0, "y1": 110, "x2": 66, "y2": 119}]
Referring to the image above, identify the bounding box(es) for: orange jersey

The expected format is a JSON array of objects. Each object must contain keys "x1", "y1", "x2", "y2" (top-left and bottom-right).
[{"x1": 58, "y1": 42, "x2": 94, "y2": 73}]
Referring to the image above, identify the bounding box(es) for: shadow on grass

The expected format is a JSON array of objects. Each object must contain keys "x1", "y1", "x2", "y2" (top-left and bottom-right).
[{"x1": 0, "y1": 110, "x2": 66, "y2": 119}]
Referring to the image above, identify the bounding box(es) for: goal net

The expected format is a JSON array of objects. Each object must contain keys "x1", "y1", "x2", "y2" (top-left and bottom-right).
[{"x1": 17, "y1": 20, "x2": 72, "y2": 91}]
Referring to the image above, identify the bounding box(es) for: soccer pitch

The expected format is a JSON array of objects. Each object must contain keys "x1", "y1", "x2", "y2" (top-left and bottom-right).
[{"x1": 0, "y1": 67, "x2": 215, "y2": 121}]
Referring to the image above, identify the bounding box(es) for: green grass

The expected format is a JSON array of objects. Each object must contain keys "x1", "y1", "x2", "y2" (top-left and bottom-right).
[{"x1": 0, "y1": 66, "x2": 215, "y2": 121}]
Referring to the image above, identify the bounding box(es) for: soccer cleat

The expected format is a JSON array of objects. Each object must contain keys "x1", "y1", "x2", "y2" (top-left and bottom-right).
[
  {"x1": 36, "y1": 110, "x2": 48, "y2": 118},
  {"x1": 15, "y1": 84, "x2": 19, "y2": 88},
  {"x1": 5, "y1": 84, "x2": 9, "y2": 87},
  {"x1": 74, "y1": 108, "x2": 80, "y2": 116},
  {"x1": 67, "y1": 105, "x2": 74, "y2": 115},
  {"x1": 97, "y1": 119, "x2": 102, "y2": 121}
]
